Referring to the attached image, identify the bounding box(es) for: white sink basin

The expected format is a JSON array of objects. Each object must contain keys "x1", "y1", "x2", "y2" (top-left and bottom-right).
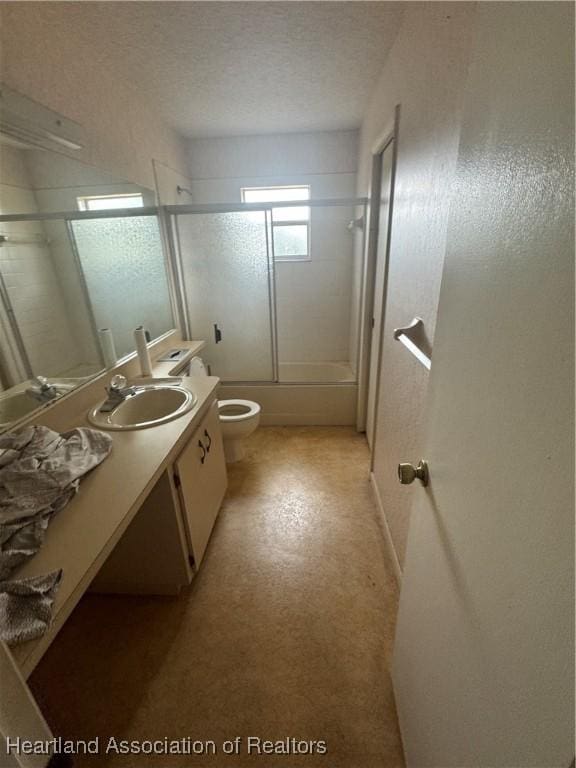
[{"x1": 88, "y1": 382, "x2": 197, "y2": 431}]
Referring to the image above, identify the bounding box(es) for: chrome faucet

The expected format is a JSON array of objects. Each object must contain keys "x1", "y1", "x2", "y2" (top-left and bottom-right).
[
  {"x1": 26, "y1": 376, "x2": 59, "y2": 403},
  {"x1": 99, "y1": 374, "x2": 136, "y2": 412}
]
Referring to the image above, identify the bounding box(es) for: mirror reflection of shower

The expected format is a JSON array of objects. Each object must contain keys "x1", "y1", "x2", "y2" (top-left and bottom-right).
[{"x1": 0, "y1": 142, "x2": 175, "y2": 430}]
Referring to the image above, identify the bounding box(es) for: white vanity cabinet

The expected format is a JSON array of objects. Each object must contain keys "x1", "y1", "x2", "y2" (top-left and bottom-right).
[
  {"x1": 91, "y1": 398, "x2": 227, "y2": 595},
  {"x1": 174, "y1": 399, "x2": 227, "y2": 568}
]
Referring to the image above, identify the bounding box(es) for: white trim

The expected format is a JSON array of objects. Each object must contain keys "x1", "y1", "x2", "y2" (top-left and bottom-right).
[
  {"x1": 76, "y1": 192, "x2": 144, "y2": 212},
  {"x1": 371, "y1": 114, "x2": 397, "y2": 156},
  {"x1": 357, "y1": 104, "x2": 401, "y2": 435},
  {"x1": 241, "y1": 185, "x2": 311, "y2": 261},
  {"x1": 355, "y1": 200, "x2": 371, "y2": 431},
  {"x1": 369, "y1": 120, "x2": 400, "y2": 463},
  {"x1": 370, "y1": 471, "x2": 402, "y2": 586},
  {"x1": 240, "y1": 183, "x2": 311, "y2": 200},
  {"x1": 163, "y1": 197, "x2": 365, "y2": 214}
]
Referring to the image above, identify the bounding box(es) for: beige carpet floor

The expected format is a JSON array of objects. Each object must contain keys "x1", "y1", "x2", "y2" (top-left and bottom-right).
[{"x1": 30, "y1": 426, "x2": 405, "y2": 768}]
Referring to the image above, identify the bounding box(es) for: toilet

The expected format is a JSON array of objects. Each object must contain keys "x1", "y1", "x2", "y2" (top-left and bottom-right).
[{"x1": 186, "y1": 357, "x2": 261, "y2": 463}]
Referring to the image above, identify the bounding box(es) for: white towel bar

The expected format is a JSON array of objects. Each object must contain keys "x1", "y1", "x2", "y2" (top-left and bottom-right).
[{"x1": 393, "y1": 317, "x2": 431, "y2": 370}]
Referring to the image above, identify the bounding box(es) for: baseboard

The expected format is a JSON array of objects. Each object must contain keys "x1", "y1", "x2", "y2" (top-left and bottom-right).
[
  {"x1": 89, "y1": 582, "x2": 183, "y2": 596},
  {"x1": 260, "y1": 413, "x2": 355, "y2": 426},
  {"x1": 369, "y1": 472, "x2": 402, "y2": 586}
]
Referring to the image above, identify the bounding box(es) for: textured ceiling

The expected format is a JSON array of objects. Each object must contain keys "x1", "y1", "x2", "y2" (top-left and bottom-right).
[{"x1": 4, "y1": 2, "x2": 405, "y2": 138}]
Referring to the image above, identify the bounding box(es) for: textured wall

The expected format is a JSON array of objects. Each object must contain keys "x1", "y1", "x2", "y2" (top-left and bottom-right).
[
  {"x1": 153, "y1": 159, "x2": 194, "y2": 206},
  {"x1": 357, "y1": 3, "x2": 478, "y2": 568},
  {"x1": 0, "y1": 3, "x2": 188, "y2": 190},
  {"x1": 392, "y1": 3, "x2": 574, "y2": 763},
  {"x1": 188, "y1": 131, "x2": 358, "y2": 180},
  {"x1": 187, "y1": 131, "x2": 359, "y2": 370}
]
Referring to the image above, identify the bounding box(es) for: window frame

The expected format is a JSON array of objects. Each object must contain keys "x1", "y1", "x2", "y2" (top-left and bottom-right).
[
  {"x1": 76, "y1": 193, "x2": 145, "y2": 212},
  {"x1": 241, "y1": 185, "x2": 311, "y2": 262}
]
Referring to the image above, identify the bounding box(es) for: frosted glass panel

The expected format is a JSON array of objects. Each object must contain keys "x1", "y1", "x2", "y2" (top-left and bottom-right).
[
  {"x1": 71, "y1": 216, "x2": 173, "y2": 358},
  {"x1": 175, "y1": 211, "x2": 273, "y2": 381},
  {"x1": 273, "y1": 225, "x2": 309, "y2": 260}
]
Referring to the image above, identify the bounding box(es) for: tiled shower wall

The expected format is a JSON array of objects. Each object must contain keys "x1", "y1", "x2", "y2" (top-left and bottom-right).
[
  {"x1": 274, "y1": 194, "x2": 355, "y2": 364},
  {"x1": 0, "y1": 146, "x2": 86, "y2": 379}
]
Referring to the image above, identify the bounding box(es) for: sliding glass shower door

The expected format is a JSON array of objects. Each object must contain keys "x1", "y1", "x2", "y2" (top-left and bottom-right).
[
  {"x1": 174, "y1": 211, "x2": 275, "y2": 381},
  {"x1": 70, "y1": 215, "x2": 174, "y2": 359}
]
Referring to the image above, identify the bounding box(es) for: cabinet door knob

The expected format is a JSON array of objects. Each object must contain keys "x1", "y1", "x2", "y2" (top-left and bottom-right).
[
  {"x1": 398, "y1": 460, "x2": 429, "y2": 487},
  {"x1": 204, "y1": 429, "x2": 212, "y2": 452},
  {"x1": 198, "y1": 440, "x2": 207, "y2": 464}
]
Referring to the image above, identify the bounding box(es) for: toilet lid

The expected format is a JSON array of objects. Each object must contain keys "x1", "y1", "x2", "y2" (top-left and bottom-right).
[
  {"x1": 218, "y1": 399, "x2": 261, "y2": 422},
  {"x1": 188, "y1": 356, "x2": 207, "y2": 376}
]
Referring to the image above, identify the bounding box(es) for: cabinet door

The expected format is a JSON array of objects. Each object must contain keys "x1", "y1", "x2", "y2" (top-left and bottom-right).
[{"x1": 175, "y1": 400, "x2": 227, "y2": 568}]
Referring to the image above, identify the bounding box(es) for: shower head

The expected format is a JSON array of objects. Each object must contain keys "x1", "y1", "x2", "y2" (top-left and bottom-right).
[{"x1": 177, "y1": 185, "x2": 193, "y2": 196}]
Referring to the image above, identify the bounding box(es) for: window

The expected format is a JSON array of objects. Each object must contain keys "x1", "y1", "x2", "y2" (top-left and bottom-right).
[
  {"x1": 76, "y1": 193, "x2": 144, "y2": 211},
  {"x1": 241, "y1": 185, "x2": 310, "y2": 261}
]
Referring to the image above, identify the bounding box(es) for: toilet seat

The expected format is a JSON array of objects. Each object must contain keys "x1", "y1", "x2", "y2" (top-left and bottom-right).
[
  {"x1": 188, "y1": 355, "x2": 260, "y2": 462},
  {"x1": 218, "y1": 399, "x2": 261, "y2": 422}
]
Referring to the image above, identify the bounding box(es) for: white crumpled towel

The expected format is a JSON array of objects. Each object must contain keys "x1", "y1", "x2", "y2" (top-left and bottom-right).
[
  {"x1": 0, "y1": 571, "x2": 63, "y2": 646},
  {"x1": 0, "y1": 425, "x2": 112, "y2": 645}
]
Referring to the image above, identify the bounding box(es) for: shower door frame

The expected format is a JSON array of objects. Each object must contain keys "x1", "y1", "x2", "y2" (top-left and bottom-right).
[
  {"x1": 165, "y1": 197, "x2": 368, "y2": 387},
  {"x1": 168, "y1": 204, "x2": 279, "y2": 384}
]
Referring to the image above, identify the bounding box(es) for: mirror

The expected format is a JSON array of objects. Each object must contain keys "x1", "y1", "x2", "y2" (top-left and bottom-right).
[{"x1": 0, "y1": 144, "x2": 175, "y2": 431}]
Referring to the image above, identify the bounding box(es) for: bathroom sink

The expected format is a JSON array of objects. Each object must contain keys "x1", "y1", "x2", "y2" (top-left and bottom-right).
[{"x1": 88, "y1": 382, "x2": 197, "y2": 431}]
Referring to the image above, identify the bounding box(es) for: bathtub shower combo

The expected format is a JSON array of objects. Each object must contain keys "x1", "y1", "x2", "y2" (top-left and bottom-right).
[
  {"x1": 167, "y1": 198, "x2": 367, "y2": 425},
  {"x1": 0, "y1": 197, "x2": 367, "y2": 427}
]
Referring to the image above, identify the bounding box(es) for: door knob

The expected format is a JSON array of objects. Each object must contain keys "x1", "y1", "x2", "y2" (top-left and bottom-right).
[{"x1": 398, "y1": 460, "x2": 429, "y2": 487}]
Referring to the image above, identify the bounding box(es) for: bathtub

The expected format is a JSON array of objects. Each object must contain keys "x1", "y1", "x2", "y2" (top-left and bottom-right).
[
  {"x1": 278, "y1": 361, "x2": 355, "y2": 383},
  {"x1": 220, "y1": 361, "x2": 357, "y2": 426}
]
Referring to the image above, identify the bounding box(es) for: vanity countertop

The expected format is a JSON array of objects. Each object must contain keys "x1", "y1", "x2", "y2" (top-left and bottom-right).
[{"x1": 10, "y1": 368, "x2": 218, "y2": 678}]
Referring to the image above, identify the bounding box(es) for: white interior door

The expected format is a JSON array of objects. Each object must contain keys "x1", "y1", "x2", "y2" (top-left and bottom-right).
[
  {"x1": 366, "y1": 140, "x2": 394, "y2": 447},
  {"x1": 392, "y1": 4, "x2": 574, "y2": 766}
]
